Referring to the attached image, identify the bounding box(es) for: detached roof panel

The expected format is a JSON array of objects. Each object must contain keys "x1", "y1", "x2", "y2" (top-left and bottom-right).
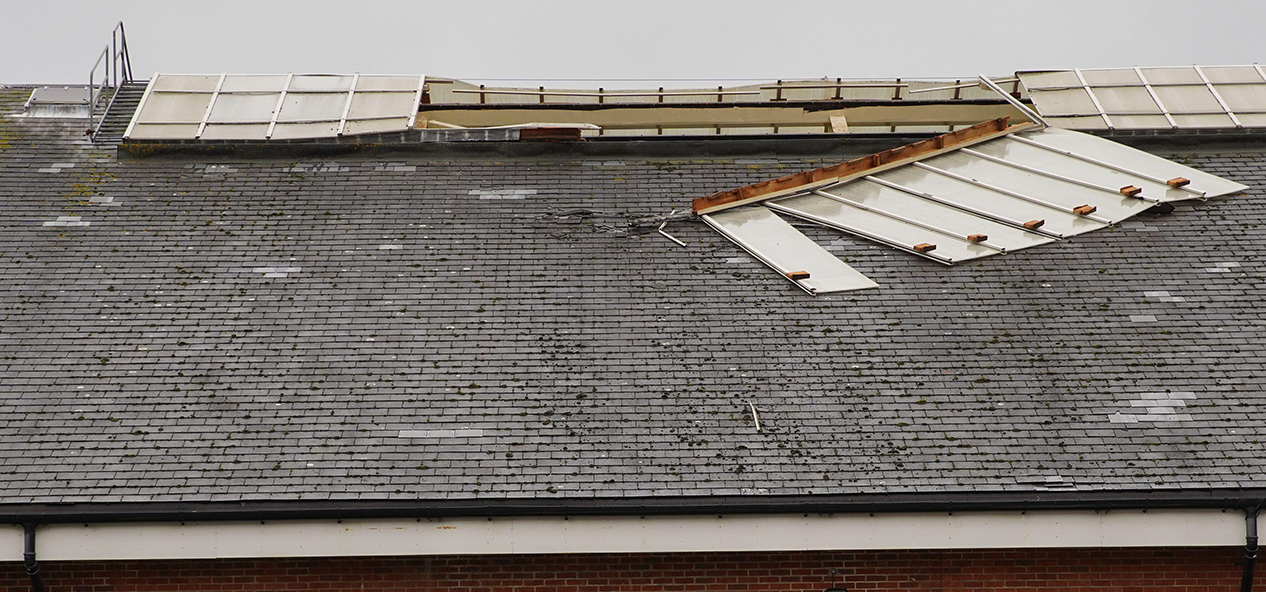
[
  {"x1": 1018, "y1": 127, "x2": 1249, "y2": 197},
  {"x1": 810, "y1": 179, "x2": 1056, "y2": 252},
  {"x1": 697, "y1": 121, "x2": 1247, "y2": 293},
  {"x1": 875, "y1": 156, "x2": 1104, "y2": 238},
  {"x1": 702, "y1": 206, "x2": 878, "y2": 295},
  {"x1": 971, "y1": 139, "x2": 1183, "y2": 202},
  {"x1": 771, "y1": 186, "x2": 1045, "y2": 264}
]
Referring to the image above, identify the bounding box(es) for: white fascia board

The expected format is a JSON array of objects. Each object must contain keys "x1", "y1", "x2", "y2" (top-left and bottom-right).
[{"x1": 2, "y1": 509, "x2": 1249, "y2": 562}]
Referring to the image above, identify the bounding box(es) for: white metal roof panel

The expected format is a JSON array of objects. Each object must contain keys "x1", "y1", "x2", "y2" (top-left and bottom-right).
[
  {"x1": 1015, "y1": 127, "x2": 1248, "y2": 197},
  {"x1": 875, "y1": 156, "x2": 1103, "y2": 238},
  {"x1": 970, "y1": 139, "x2": 1184, "y2": 202},
  {"x1": 771, "y1": 183, "x2": 1054, "y2": 263},
  {"x1": 770, "y1": 193, "x2": 987, "y2": 264},
  {"x1": 702, "y1": 207, "x2": 878, "y2": 295}
]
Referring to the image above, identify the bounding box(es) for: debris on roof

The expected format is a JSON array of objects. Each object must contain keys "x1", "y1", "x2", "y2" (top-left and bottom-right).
[
  {"x1": 695, "y1": 117, "x2": 1248, "y2": 292},
  {"x1": 701, "y1": 206, "x2": 879, "y2": 295}
]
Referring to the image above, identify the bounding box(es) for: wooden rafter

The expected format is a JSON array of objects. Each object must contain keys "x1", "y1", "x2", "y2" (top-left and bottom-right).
[{"x1": 692, "y1": 118, "x2": 1037, "y2": 215}]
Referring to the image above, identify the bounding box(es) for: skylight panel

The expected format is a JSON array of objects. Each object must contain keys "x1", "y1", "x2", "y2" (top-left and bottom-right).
[
  {"x1": 1019, "y1": 66, "x2": 1266, "y2": 130},
  {"x1": 124, "y1": 73, "x2": 424, "y2": 141},
  {"x1": 218, "y1": 75, "x2": 288, "y2": 92},
  {"x1": 288, "y1": 74, "x2": 355, "y2": 92}
]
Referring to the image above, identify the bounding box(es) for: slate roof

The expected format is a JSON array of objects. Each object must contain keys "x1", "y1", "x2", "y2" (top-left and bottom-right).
[{"x1": 1, "y1": 86, "x2": 1265, "y2": 507}]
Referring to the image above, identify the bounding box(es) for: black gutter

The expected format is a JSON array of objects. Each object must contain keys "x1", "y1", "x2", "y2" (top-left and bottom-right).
[
  {"x1": 22, "y1": 524, "x2": 44, "y2": 592},
  {"x1": 5, "y1": 488, "x2": 1266, "y2": 525},
  {"x1": 1244, "y1": 502, "x2": 1263, "y2": 592}
]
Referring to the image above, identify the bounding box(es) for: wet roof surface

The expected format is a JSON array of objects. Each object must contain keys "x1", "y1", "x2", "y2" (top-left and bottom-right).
[{"x1": 1, "y1": 86, "x2": 1265, "y2": 505}]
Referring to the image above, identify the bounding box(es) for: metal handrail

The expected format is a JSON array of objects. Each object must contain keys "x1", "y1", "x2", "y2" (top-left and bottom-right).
[{"x1": 89, "y1": 21, "x2": 134, "y2": 138}]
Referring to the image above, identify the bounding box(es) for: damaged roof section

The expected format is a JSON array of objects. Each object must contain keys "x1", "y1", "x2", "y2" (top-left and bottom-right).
[
  {"x1": 419, "y1": 76, "x2": 1029, "y2": 136},
  {"x1": 124, "y1": 73, "x2": 425, "y2": 140},
  {"x1": 696, "y1": 118, "x2": 1248, "y2": 293},
  {"x1": 119, "y1": 74, "x2": 1033, "y2": 143},
  {"x1": 1019, "y1": 65, "x2": 1266, "y2": 131}
]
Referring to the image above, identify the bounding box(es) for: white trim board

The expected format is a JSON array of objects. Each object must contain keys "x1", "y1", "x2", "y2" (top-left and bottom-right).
[{"x1": 1, "y1": 509, "x2": 1250, "y2": 562}]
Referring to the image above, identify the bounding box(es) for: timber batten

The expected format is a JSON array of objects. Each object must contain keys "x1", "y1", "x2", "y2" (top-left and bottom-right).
[{"x1": 692, "y1": 118, "x2": 1034, "y2": 214}]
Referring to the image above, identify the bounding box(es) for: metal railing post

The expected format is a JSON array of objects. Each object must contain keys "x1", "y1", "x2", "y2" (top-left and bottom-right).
[{"x1": 88, "y1": 21, "x2": 136, "y2": 139}]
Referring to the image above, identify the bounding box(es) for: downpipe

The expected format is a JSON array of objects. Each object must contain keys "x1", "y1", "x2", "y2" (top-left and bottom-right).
[
  {"x1": 22, "y1": 524, "x2": 45, "y2": 592},
  {"x1": 1244, "y1": 504, "x2": 1261, "y2": 592}
]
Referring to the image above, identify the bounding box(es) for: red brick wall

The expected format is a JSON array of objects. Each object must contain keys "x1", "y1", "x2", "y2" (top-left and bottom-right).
[{"x1": 0, "y1": 547, "x2": 1259, "y2": 591}]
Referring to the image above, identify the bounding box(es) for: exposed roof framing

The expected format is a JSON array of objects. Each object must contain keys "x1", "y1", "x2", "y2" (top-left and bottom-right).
[
  {"x1": 425, "y1": 77, "x2": 1021, "y2": 105},
  {"x1": 417, "y1": 103, "x2": 1024, "y2": 136}
]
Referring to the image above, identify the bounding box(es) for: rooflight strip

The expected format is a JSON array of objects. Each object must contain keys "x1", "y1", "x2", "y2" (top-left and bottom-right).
[
  {"x1": 1026, "y1": 81, "x2": 1266, "y2": 91},
  {"x1": 143, "y1": 114, "x2": 410, "y2": 126},
  {"x1": 123, "y1": 72, "x2": 159, "y2": 140},
  {"x1": 909, "y1": 161, "x2": 1112, "y2": 223},
  {"x1": 148, "y1": 88, "x2": 415, "y2": 95},
  {"x1": 1005, "y1": 135, "x2": 1204, "y2": 197},
  {"x1": 764, "y1": 200, "x2": 956, "y2": 264},
  {"x1": 1039, "y1": 109, "x2": 1266, "y2": 117},
  {"x1": 863, "y1": 175, "x2": 1065, "y2": 239},
  {"x1": 1193, "y1": 65, "x2": 1243, "y2": 128},
  {"x1": 265, "y1": 73, "x2": 295, "y2": 140},
  {"x1": 337, "y1": 73, "x2": 360, "y2": 136},
  {"x1": 407, "y1": 75, "x2": 425, "y2": 130},
  {"x1": 802, "y1": 188, "x2": 1005, "y2": 252},
  {"x1": 1073, "y1": 68, "x2": 1114, "y2": 130},
  {"x1": 195, "y1": 73, "x2": 228, "y2": 139},
  {"x1": 1133, "y1": 67, "x2": 1178, "y2": 129},
  {"x1": 959, "y1": 148, "x2": 1161, "y2": 203}
]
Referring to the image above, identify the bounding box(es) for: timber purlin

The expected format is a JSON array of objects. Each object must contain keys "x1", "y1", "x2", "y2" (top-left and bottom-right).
[{"x1": 691, "y1": 117, "x2": 1027, "y2": 214}]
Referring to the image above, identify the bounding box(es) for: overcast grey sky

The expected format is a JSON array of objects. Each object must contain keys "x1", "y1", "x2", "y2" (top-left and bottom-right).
[{"x1": 4, "y1": 0, "x2": 1264, "y2": 86}]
